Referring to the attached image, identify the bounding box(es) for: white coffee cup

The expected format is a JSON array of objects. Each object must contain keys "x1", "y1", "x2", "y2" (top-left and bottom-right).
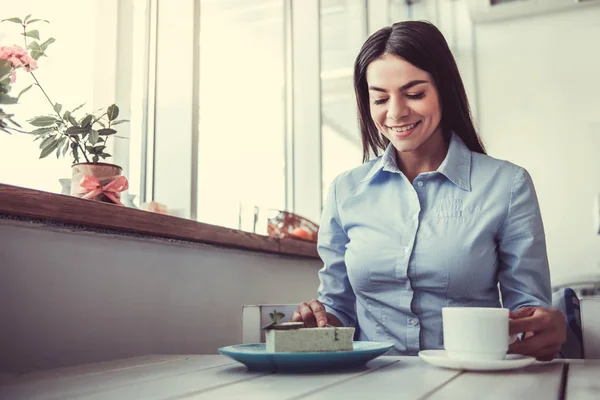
[{"x1": 442, "y1": 307, "x2": 510, "y2": 361}]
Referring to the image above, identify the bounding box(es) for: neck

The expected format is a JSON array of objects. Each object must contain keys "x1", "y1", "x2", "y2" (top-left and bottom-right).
[{"x1": 396, "y1": 130, "x2": 448, "y2": 183}]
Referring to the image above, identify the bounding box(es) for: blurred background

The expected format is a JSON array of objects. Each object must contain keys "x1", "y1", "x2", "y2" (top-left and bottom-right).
[{"x1": 1, "y1": 0, "x2": 599, "y2": 292}]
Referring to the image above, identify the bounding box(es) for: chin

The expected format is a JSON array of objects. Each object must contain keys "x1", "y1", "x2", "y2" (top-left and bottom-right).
[{"x1": 392, "y1": 142, "x2": 419, "y2": 153}]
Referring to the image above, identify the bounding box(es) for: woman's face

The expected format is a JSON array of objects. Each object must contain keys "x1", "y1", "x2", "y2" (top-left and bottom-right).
[{"x1": 366, "y1": 53, "x2": 443, "y2": 155}]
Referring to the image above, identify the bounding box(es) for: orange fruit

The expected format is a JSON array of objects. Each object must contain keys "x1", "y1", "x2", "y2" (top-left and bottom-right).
[{"x1": 291, "y1": 227, "x2": 313, "y2": 241}]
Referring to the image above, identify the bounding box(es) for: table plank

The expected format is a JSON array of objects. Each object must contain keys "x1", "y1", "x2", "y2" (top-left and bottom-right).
[
  {"x1": 566, "y1": 360, "x2": 600, "y2": 400},
  {"x1": 0, "y1": 355, "x2": 234, "y2": 400},
  {"x1": 427, "y1": 362, "x2": 564, "y2": 400},
  {"x1": 2, "y1": 355, "x2": 188, "y2": 385},
  {"x1": 183, "y1": 357, "x2": 399, "y2": 399},
  {"x1": 68, "y1": 362, "x2": 270, "y2": 400},
  {"x1": 297, "y1": 357, "x2": 461, "y2": 400}
]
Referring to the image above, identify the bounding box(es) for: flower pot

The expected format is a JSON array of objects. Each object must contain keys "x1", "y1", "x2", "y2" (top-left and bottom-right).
[{"x1": 71, "y1": 162, "x2": 126, "y2": 205}]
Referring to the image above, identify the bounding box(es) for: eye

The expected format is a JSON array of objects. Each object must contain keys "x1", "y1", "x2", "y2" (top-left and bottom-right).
[
  {"x1": 406, "y1": 92, "x2": 425, "y2": 100},
  {"x1": 373, "y1": 98, "x2": 388, "y2": 105}
]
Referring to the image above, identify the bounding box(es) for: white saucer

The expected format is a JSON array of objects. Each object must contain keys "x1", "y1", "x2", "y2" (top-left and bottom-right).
[{"x1": 418, "y1": 350, "x2": 535, "y2": 371}]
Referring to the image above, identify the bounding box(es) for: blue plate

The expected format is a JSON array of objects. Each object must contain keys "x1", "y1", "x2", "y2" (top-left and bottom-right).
[{"x1": 218, "y1": 341, "x2": 394, "y2": 372}]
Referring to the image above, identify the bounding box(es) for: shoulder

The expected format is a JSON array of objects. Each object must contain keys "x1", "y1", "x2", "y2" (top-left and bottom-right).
[
  {"x1": 471, "y1": 152, "x2": 531, "y2": 188},
  {"x1": 328, "y1": 158, "x2": 382, "y2": 196}
]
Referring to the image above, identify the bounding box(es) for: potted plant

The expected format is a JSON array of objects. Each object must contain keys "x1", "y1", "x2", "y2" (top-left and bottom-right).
[{"x1": 1, "y1": 15, "x2": 129, "y2": 205}]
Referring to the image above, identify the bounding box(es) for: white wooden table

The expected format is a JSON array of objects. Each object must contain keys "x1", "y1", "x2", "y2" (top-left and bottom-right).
[{"x1": 0, "y1": 355, "x2": 597, "y2": 399}]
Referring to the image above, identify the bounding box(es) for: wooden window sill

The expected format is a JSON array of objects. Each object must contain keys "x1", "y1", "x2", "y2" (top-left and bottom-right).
[{"x1": 0, "y1": 184, "x2": 319, "y2": 259}]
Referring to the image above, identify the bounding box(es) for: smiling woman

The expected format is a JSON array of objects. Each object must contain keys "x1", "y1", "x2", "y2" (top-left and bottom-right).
[{"x1": 291, "y1": 20, "x2": 566, "y2": 361}]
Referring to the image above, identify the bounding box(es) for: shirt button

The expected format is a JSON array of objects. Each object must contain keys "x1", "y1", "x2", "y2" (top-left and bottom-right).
[
  {"x1": 417, "y1": 181, "x2": 424, "y2": 187},
  {"x1": 405, "y1": 247, "x2": 410, "y2": 253},
  {"x1": 409, "y1": 318, "x2": 418, "y2": 326}
]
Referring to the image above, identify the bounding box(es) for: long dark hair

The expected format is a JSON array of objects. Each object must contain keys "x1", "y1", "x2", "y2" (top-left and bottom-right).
[{"x1": 354, "y1": 21, "x2": 485, "y2": 162}]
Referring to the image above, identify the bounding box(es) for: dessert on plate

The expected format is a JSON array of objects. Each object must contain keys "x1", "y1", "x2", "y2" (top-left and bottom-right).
[{"x1": 263, "y1": 310, "x2": 355, "y2": 353}]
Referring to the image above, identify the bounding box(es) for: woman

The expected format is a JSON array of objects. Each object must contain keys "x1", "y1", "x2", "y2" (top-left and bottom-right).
[{"x1": 291, "y1": 21, "x2": 565, "y2": 360}]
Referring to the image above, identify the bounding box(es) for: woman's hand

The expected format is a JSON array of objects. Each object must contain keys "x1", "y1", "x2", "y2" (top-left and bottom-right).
[
  {"x1": 508, "y1": 307, "x2": 567, "y2": 361},
  {"x1": 290, "y1": 299, "x2": 343, "y2": 328}
]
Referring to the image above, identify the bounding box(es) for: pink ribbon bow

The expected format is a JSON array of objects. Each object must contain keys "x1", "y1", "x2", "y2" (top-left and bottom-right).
[{"x1": 79, "y1": 175, "x2": 129, "y2": 206}]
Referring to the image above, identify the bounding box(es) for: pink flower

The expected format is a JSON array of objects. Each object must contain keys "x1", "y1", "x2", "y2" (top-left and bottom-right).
[{"x1": 0, "y1": 45, "x2": 38, "y2": 83}]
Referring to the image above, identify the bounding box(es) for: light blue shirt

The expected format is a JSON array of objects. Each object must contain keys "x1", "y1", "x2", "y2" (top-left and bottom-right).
[{"x1": 317, "y1": 133, "x2": 551, "y2": 355}]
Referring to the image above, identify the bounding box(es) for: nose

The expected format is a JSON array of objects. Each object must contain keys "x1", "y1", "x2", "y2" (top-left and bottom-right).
[{"x1": 387, "y1": 96, "x2": 410, "y2": 121}]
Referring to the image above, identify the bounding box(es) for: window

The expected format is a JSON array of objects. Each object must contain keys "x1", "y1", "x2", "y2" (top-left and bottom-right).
[
  {"x1": 196, "y1": 0, "x2": 286, "y2": 230},
  {"x1": 320, "y1": 0, "x2": 366, "y2": 199},
  {"x1": 0, "y1": 0, "x2": 148, "y2": 206},
  {"x1": 0, "y1": 1, "x2": 101, "y2": 193}
]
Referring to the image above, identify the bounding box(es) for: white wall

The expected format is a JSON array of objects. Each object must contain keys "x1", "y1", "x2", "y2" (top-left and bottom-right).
[
  {"x1": 474, "y1": 7, "x2": 600, "y2": 284},
  {"x1": 0, "y1": 220, "x2": 321, "y2": 375}
]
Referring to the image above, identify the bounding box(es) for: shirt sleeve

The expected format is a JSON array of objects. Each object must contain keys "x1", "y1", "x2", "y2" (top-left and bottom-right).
[
  {"x1": 497, "y1": 167, "x2": 552, "y2": 310},
  {"x1": 316, "y1": 175, "x2": 357, "y2": 327}
]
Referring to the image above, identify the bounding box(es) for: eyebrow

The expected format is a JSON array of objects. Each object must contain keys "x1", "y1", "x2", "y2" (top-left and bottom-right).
[{"x1": 368, "y1": 80, "x2": 428, "y2": 93}]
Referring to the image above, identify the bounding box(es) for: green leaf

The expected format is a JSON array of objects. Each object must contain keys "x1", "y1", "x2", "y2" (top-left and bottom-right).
[
  {"x1": 0, "y1": 93, "x2": 18, "y2": 104},
  {"x1": 92, "y1": 155, "x2": 99, "y2": 163},
  {"x1": 88, "y1": 129, "x2": 99, "y2": 145},
  {"x1": 40, "y1": 139, "x2": 60, "y2": 159},
  {"x1": 66, "y1": 126, "x2": 89, "y2": 136},
  {"x1": 56, "y1": 136, "x2": 68, "y2": 158},
  {"x1": 24, "y1": 14, "x2": 32, "y2": 23},
  {"x1": 26, "y1": 19, "x2": 50, "y2": 25},
  {"x1": 22, "y1": 30, "x2": 40, "y2": 40},
  {"x1": 27, "y1": 42, "x2": 46, "y2": 60},
  {"x1": 110, "y1": 119, "x2": 129, "y2": 126},
  {"x1": 99, "y1": 153, "x2": 111, "y2": 159},
  {"x1": 39, "y1": 135, "x2": 57, "y2": 149},
  {"x1": 17, "y1": 84, "x2": 33, "y2": 99},
  {"x1": 70, "y1": 102, "x2": 86, "y2": 113},
  {"x1": 66, "y1": 113, "x2": 78, "y2": 126},
  {"x1": 53, "y1": 103, "x2": 62, "y2": 115},
  {"x1": 29, "y1": 127, "x2": 54, "y2": 135},
  {"x1": 2, "y1": 17, "x2": 23, "y2": 24},
  {"x1": 72, "y1": 143, "x2": 79, "y2": 163},
  {"x1": 29, "y1": 116, "x2": 58, "y2": 127},
  {"x1": 39, "y1": 37, "x2": 56, "y2": 51},
  {"x1": 80, "y1": 114, "x2": 93, "y2": 127},
  {"x1": 62, "y1": 138, "x2": 70, "y2": 156},
  {"x1": 106, "y1": 104, "x2": 119, "y2": 121},
  {"x1": 98, "y1": 128, "x2": 116, "y2": 136}
]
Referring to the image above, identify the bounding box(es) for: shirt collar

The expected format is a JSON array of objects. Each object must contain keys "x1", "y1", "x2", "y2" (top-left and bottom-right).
[
  {"x1": 437, "y1": 133, "x2": 472, "y2": 191},
  {"x1": 360, "y1": 142, "x2": 399, "y2": 182},
  {"x1": 360, "y1": 133, "x2": 472, "y2": 191}
]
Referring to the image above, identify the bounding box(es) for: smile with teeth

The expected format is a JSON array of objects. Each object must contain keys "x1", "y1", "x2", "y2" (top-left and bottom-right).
[{"x1": 388, "y1": 121, "x2": 420, "y2": 132}]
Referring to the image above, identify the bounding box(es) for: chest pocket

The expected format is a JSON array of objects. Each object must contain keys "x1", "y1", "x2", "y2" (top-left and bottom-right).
[{"x1": 430, "y1": 198, "x2": 463, "y2": 219}]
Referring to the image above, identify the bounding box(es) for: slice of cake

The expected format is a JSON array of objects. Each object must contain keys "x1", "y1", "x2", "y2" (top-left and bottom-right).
[
  {"x1": 262, "y1": 311, "x2": 354, "y2": 353},
  {"x1": 266, "y1": 325, "x2": 355, "y2": 353}
]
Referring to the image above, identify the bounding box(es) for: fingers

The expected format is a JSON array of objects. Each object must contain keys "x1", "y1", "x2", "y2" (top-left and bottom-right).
[
  {"x1": 509, "y1": 331, "x2": 555, "y2": 355},
  {"x1": 509, "y1": 307, "x2": 535, "y2": 320},
  {"x1": 293, "y1": 300, "x2": 328, "y2": 328},
  {"x1": 507, "y1": 307, "x2": 566, "y2": 360},
  {"x1": 309, "y1": 299, "x2": 329, "y2": 327},
  {"x1": 290, "y1": 311, "x2": 302, "y2": 322},
  {"x1": 509, "y1": 316, "x2": 539, "y2": 335},
  {"x1": 509, "y1": 308, "x2": 555, "y2": 335}
]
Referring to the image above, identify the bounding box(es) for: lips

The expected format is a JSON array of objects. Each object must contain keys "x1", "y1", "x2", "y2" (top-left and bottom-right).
[
  {"x1": 388, "y1": 121, "x2": 420, "y2": 132},
  {"x1": 387, "y1": 120, "x2": 421, "y2": 139}
]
